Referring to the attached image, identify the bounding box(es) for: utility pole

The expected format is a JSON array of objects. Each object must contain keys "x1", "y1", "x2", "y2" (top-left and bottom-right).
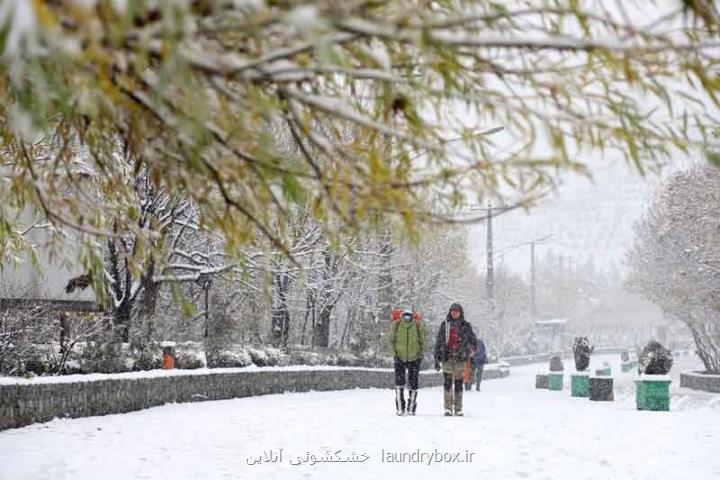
[
  {"x1": 470, "y1": 201, "x2": 521, "y2": 314},
  {"x1": 473, "y1": 201, "x2": 512, "y2": 301},
  {"x1": 486, "y1": 201, "x2": 494, "y2": 300},
  {"x1": 558, "y1": 254, "x2": 563, "y2": 277},
  {"x1": 530, "y1": 241, "x2": 537, "y2": 318},
  {"x1": 526, "y1": 233, "x2": 552, "y2": 319},
  {"x1": 477, "y1": 231, "x2": 552, "y2": 320}
]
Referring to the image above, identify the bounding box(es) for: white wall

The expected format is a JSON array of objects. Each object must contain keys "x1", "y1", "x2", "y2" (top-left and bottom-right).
[{"x1": 0, "y1": 210, "x2": 94, "y2": 302}]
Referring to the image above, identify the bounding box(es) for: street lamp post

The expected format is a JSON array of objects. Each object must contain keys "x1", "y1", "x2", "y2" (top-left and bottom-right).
[
  {"x1": 531, "y1": 240, "x2": 536, "y2": 318},
  {"x1": 196, "y1": 273, "x2": 212, "y2": 339},
  {"x1": 486, "y1": 201, "x2": 494, "y2": 301},
  {"x1": 484, "y1": 232, "x2": 552, "y2": 319},
  {"x1": 529, "y1": 234, "x2": 553, "y2": 318}
]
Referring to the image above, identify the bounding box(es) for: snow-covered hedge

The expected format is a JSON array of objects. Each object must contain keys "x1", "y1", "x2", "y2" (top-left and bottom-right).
[
  {"x1": 207, "y1": 348, "x2": 252, "y2": 368},
  {"x1": 79, "y1": 342, "x2": 130, "y2": 373},
  {"x1": 248, "y1": 347, "x2": 289, "y2": 367},
  {"x1": 12, "y1": 343, "x2": 54, "y2": 375},
  {"x1": 173, "y1": 343, "x2": 207, "y2": 370},
  {"x1": 3, "y1": 341, "x2": 401, "y2": 377},
  {"x1": 134, "y1": 345, "x2": 163, "y2": 371},
  {"x1": 288, "y1": 350, "x2": 325, "y2": 366}
]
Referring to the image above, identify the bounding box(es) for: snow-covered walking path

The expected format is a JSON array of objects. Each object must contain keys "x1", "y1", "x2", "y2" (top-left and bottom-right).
[{"x1": 1, "y1": 354, "x2": 719, "y2": 480}]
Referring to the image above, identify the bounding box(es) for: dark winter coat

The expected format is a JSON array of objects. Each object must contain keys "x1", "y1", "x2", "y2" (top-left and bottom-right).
[
  {"x1": 434, "y1": 307, "x2": 477, "y2": 363},
  {"x1": 475, "y1": 338, "x2": 488, "y2": 366}
]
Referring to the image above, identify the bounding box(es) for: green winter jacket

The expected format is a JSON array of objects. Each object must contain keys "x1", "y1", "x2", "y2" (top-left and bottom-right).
[{"x1": 389, "y1": 319, "x2": 427, "y2": 362}]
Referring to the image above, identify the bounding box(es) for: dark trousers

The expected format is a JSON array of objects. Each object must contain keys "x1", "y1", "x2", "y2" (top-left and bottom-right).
[
  {"x1": 394, "y1": 357, "x2": 421, "y2": 390},
  {"x1": 463, "y1": 363, "x2": 486, "y2": 389},
  {"x1": 476, "y1": 363, "x2": 485, "y2": 387},
  {"x1": 443, "y1": 372, "x2": 464, "y2": 394}
]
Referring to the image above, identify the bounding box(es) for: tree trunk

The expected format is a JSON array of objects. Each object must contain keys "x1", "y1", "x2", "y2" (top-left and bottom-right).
[
  {"x1": 313, "y1": 304, "x2": 333, "y2": 348},
  {"x1": 310, "y1": 301, "x2": 316, "y2": 348},
  {"x1": 114, "y1": 299, "x2": 132, "y2": 343},
  {"x1": 340, "y1": 306, "x2": 354, "y2": 350},
  {"x1": 59, "y1": 312, "x2": 69, "y2": 354},
  {"x1": 311, "y1": 249, "x2": 342, "y2": 348},
  {"x1": 377, "y1": 233, "x2": 394, "y2": 323},
  {"x1": 271, "y1": 270, "x2": 291, "y2": 347},
  {"x1": 106, "y1": 234, "x2": 132, "y2": 343},
  {"x1": 301, "y1": 291, "x2": 313, "y2": 346},
  {"x1": 688, "y1": 319, "x2": 720, "y2": 374},
  {"x1": 137, "y1": 257, "x2": 160, "y2": 342}
]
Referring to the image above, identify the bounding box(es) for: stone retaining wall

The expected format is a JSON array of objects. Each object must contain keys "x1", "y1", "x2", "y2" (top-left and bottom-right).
[
  {"x1": 499, "y1": 348, "x2": 633, "y2": 367},
  {"x1": 500, "y1": 353, "x2": 555, "y2": 366},
  {"x1": 0, "y1": 366, "x2": 509, "y2": 430},
  {"x1": 680, "y1": 371, "x2": 720, "y2": 393}
]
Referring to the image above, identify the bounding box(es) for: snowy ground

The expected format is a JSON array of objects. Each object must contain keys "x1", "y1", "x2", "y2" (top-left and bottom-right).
[{"x1": 1, "y1": 354, "x2": 719, "y2": 480}]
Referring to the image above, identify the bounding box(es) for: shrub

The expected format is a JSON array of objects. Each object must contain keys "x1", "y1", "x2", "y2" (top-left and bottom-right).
[
  {"x1": 572, "y1": 337, "x2": 593, "y2": 371},
  {"x1": 249, "y1": 348, "x2": 270, "y2": 366},
  {"x1": 332, "y1": 352, "x2": 360, "y2": 366},
  {"x1": 81, "y1": 340, "x2": 134, "y2": 373},
  {"x1": 549, "y1": 355, "x2": 564, "y2": 372},
  {"x1": 134, "y1": 343, "x2": 163, "y2": 371},
  {"x1": 175, "y1": 349, "x2": 207, "y2": 369},
  {"x1": 207, "y1": 348, "x2": 252, "y2": 368},
  {"x1": 288, "y1": 350, "x2": 324, "y2": 366},
  {"x1": 639, "y1": 340, "x2": 673, "y2": 375},
  {"x1": 264, "y1": 347, "x2": 289, "y2": 366}
]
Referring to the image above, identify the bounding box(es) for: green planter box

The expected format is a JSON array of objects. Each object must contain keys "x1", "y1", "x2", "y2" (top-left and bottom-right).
[
  {"x1": 595, "y1": 367, "x2": 612, "y2": 377},
  {"x1": 589, "y1": 376, "x2": 614, "y2": 401},
  {"x1": 621, "y1": 362, "x2": 635, "y2": 373},
  {"x1": 571, "y1": 372, "x2": 590, "y2": 397},
  {"x1": 635, "y1": 375, "x2": 671, "y2": 411},
  {"x1": 548, "y1": 372, "x2": 563, "y2": 391},
  {"x1": 636, "y1": 380, "x2": 644, "y2": 409}
]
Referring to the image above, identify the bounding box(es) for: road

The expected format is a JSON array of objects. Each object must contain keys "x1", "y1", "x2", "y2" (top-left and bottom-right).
[{"x1": 1, "y1": 354, "x2": 718, "y2": 480}]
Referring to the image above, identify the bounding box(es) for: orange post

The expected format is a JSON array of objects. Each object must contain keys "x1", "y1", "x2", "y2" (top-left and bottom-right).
[
  {"x1": 161, "y1": 346, "x2": 175, "y2": 369},
  {"x1": 162, "y1": 353, "x2": 174, "y2": 369}
]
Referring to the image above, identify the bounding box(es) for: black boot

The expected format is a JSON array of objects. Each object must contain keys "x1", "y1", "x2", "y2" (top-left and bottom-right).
[
  {"x1": 407, "y1": 390, "x2": 418, "y2": 415},
  {"x1": 395, "y1": 387, "x2": 406, "y2": 416}
]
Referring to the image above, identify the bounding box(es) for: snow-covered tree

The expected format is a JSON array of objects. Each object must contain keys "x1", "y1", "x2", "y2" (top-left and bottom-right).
[
  {"x1": 626, "y1": 164, "x2": 720, "y2": 373},
  {"x1": 1, "y1": 1, "x2": 719, "y2": 269},
  {"x1": 455, "y1": 264, "x2": 534, "y2": 358}
]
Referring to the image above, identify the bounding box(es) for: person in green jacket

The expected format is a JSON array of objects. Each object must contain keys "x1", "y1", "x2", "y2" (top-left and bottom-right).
[{"x1": 389, "y1": 309, "x2": 427, "y2": 416}]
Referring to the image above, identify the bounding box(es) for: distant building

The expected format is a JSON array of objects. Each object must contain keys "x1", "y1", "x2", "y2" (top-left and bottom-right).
[
  {"x1": 533, "y1": 318, "x2": 568, "y2": 353},
  {"x1": 0, "y1": 210, "x2": 98, "y2": 312}
]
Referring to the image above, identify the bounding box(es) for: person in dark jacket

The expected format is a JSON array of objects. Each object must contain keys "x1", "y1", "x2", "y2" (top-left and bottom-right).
[
  {"x1": 434, "y1": 303, "x2": 477, "y2": 416},
  {"x1": 463, "y1": 334, "x2": 487, "y2": 391},
  {"x1": 473, "y1": 337, "x2": 489, "y2": 391}
]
